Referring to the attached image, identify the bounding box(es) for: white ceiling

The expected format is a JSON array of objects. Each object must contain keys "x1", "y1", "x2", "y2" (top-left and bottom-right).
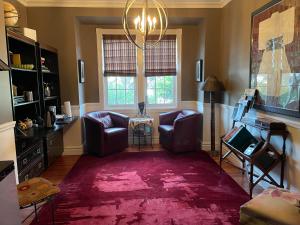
[{"x1": 17, "y1": 0, "x2": 232, "y2": 8}]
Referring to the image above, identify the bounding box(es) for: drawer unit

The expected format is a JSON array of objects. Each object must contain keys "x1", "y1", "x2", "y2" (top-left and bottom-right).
[
  {"x1": 17, "y1": 140, "x2": 43, "y2": 171},
  {"x1": 18, "y1": 156, "x2": 44, "y2": 183},
  {"x1": 44, "y1": 130, "x2": 63, "y2": 168},
  {"x1": 15, "y1": 136, "x2": 41, "y2": 156}
]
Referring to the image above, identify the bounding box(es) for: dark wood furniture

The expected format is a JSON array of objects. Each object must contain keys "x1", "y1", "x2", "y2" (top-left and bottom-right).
[
  {"x1": 6, "y1": 29, "x2": 64, "y2": 182},
  {"x1": 220, "y1": 117, "x2": 289, "y2": 198}
]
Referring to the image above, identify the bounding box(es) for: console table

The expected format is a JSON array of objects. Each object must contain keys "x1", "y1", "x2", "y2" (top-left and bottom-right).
[
  {"x1": 129, "y1": 117, "x2": 154, "y2": 150},
  {"x1": 220, "y1": 117, "x2": 289, "y2": 198}
]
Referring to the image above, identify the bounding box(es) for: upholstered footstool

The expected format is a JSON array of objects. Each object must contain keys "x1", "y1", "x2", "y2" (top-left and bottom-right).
[
  {"x1": 240, "y1": 188, "x2": 300, "y2": 225},
  {"x1": 17, "y1": 177, "x2": 60, "y2": 224}
]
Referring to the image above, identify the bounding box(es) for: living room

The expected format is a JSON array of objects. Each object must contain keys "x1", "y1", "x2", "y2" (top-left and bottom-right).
[{"x1": 0, "y1": 0, "x2": 299, "y2": 224}]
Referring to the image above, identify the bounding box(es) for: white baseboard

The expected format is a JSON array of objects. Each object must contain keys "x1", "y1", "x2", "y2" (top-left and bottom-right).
[{"x1": 63, "y1": 145, "x2": 83, "y2": 156}]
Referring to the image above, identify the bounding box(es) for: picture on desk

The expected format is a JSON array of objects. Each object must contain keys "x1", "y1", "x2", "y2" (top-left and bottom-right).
[{"x1": 250, "y1": 0, "x2": 300, "y2": 117}]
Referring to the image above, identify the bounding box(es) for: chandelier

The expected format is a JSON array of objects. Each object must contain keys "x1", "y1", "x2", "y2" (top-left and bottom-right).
[{"x1": 123, "y1": 0, "x2": 168, "y2": 49}]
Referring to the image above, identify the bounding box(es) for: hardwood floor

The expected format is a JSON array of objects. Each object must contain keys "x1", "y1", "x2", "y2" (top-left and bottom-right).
[{"x1": 21, "y1": 146, "x2": 264, "y2": 224}]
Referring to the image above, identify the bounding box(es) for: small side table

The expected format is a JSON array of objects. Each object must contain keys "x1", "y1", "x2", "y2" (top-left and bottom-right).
[{"x1": 129, "y1": 117, "x2": 154, "y2": 150}]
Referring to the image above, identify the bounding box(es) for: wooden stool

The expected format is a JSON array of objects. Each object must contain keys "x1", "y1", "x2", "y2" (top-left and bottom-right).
[
  {"x1": 17, "y1": 177, "x2": 60, "y2": 224},
  {"x1": 240, "y1": 188, "x2": 300, "y2": 225}
]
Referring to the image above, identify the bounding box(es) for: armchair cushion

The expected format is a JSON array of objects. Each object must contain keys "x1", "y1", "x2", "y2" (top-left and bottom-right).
[
  {"x1": 104, "y1": 128, "x2": 127, "y2": 138},
  {"x1": 99, "y1": 115, "x2": 113, "y2": 128},
  {"x1": 158, "y1": 125, "x2": 174, "y2": 136}
]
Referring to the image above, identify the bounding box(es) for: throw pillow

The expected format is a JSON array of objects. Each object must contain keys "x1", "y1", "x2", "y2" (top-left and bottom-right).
[{"x1": 100, "y1": 115, "x2": 113, "y2": 128}]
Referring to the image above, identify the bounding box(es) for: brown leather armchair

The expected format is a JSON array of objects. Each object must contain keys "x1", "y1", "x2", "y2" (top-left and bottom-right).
[
  {"x1": 83, "y1": 111, "x2": 129, "y2": 156},
  {"x1": 158, "y1": 110, "x2": 202, "y2": 153}
]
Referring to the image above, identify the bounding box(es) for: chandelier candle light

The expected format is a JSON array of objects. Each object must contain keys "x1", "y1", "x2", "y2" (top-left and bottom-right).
[{"x1": 123, "y1": 0, "x2": 168, "y2": 49}]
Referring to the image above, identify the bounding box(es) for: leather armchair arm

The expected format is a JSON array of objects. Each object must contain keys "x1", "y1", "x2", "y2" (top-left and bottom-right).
[
  {"x1": 159, "y1": 111, "x2": 181, "y2": 125},
  {"x1": 83, "y1": 116, "x2": 105, "y2": 154},
  {"x1": 173, "y1": 114, "x2": 201, "y2": 145},
  {"x1": 109, "y1": 112, "x2": 129, "y2": 128}
]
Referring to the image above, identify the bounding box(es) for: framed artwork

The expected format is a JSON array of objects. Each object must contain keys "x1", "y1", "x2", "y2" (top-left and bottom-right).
[
  {"x1": 250, "y1": 0, "x2": 300, "y2": 117},
  {"x1": 78, "y1": 59, "x2": 85, "y2": 83},
  {"x1": 196, "y1": 59, "x2": 204, "y2": 82}
]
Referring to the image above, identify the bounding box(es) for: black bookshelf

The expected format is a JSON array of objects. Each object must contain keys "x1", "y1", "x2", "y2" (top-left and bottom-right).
[
  {"x1": 37, "y1": 43, "x2": 61, "y2": 117},
  {"x1": 6, "y1": 29, "x2": 63, "y2": 182}
]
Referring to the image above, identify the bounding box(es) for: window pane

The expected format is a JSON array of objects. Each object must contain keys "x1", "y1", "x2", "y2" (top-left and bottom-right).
[
  {"x1": 156, "y1": 77, "x2": 164, "y2": 89},
  {"x1": 107, "y1": 77, "x2": 116, "y2": 90},
  {"x1": 164, "y1": 76, "x2": 174, "y2": 90},
  {"x1": 107, "y1": 90, "x2": 116, "y2": 105},
  {"x1": 116, "y1": 89, "x2": 126, "y2": 104},
  {"x1": 116, "y1": 77, "x2": 126, "y2": 89},
  {"x1": 106, "y1": 76, "x2": 135, "y2": 106},
  {"x1": 126, "y1": 90, "x2": 135, "y2": 104},
  {"x1": 126, "y1": 77, "x2": 135, "y2": 89},
  {"x1": 146, "y1": 76, "x2": 175, "y2": 105},
  {"x1": 147, "y1": 77, "x2": 155, "y2": 89},
  {"x1": 147, "y1": 89, "x2": 156, "y2": 104},
  {"x1": 156, "y1": 89, "x2": 165, "y2": 104}
]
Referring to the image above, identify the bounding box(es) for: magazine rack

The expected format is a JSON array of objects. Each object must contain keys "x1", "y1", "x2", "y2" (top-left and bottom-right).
[{"x1": 219, "y1": 117, "x2": 289, "y2": 198}]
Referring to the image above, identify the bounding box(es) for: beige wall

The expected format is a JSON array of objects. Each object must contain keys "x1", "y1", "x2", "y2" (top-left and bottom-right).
[
  {"x1": 220, "y1": 0, "x2": 300, "y2": 192},
  {"x1": 220, "y1": 0, "x2": 270, "y2": 105},
  {"x1": 26, "y1": 7, "x2": 222, "y2": 105}
]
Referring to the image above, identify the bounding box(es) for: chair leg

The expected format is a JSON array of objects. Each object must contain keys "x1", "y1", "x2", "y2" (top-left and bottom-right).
[
  {"x1": 34, "y1": 203, "x2": 39, "y2": 222},
  {"x1": 51, "y1": 198, "x2": 55, "y2": 225}
]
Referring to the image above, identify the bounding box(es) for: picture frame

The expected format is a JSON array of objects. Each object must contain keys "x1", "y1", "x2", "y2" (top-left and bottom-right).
[
  {"x1": 196, "y1": 59, "x2": 204, "y2": 82},
  {"x1": 250, "y1": 0, "x2": 300, "y2": 117},
  {"x1": 78, "y1": 59, "x2": 85, "y2": 83}
]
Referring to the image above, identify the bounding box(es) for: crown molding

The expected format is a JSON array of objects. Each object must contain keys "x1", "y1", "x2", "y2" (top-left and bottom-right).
[{"x1": 17, "y1": 0, "x2": 232, "y2": 8}]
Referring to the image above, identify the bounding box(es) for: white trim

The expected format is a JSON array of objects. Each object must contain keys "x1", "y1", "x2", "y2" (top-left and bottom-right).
[
  {"x1": 0, "y1": 121, "x2": 16, "y2": 133},
  {"x1": 63, "y1": 145, "x2": 83, "y2": 155},
  {"x1": 18, "y1": 0, "x2": 232, "y2": 8}
]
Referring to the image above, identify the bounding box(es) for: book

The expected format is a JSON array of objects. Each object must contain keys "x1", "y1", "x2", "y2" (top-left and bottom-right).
[
  {"x1": 227, "y1": 126, "x2": 258, "y2": 153},
  {"x1": 223, "y1": 127, "x2": 239, "y2": 142},
  {"x1": 244, "y1": 141, "x2": 264, "y2": 156}
]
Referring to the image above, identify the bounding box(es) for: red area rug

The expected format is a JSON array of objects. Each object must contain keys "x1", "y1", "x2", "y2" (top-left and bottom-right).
[{"x1": 32, "y1": 151, "x2": 250, "y2": 225}]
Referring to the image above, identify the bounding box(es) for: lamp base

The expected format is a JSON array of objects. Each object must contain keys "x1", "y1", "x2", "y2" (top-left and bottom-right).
[{"x1": 210, "y1": 150, "x2": 220, "y2": 157}]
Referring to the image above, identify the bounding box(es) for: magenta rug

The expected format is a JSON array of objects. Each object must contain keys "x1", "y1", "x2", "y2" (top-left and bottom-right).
[{"x1": 32, "y1": 151, "x2": 249, "y2": 225}]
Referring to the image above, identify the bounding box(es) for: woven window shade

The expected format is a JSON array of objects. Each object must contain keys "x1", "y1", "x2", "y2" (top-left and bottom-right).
[
  {"x1": 145, "y1": 35, "x2": 177, "y2": 77},
  {"x1": 103, "y1": 35, "x2": 136, "y2": 77}
]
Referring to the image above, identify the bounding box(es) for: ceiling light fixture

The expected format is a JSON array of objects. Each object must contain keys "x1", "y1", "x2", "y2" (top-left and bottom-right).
[{"x1": 123, "y1": 0, "x2": 168, "y2": 49}]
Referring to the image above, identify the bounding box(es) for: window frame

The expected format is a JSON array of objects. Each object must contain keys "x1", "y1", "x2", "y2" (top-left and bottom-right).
[{"x1": 96, "y1": 28, "x2": 182, "y2": 110}]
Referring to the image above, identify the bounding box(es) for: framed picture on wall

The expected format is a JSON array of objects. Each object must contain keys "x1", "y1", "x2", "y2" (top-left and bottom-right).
[
  {"x1": 78, "y1": 59, "x2": 85, "y2": 83},
  {"x1": 250, "y1": 0, "x2": 300, "y2": 117},
  {"x1": 196, "y1": 59, "x2": 204, "y2": 82}
]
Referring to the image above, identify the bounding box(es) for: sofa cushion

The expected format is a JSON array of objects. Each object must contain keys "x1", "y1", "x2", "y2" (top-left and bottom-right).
[
  {"x1": 99, "y1": 115, "x2": 113, "y2": 128},
  {"x1": 158, "y1": 125, "x2": 174, "y2": 136},
  {"x1": 104, "y1": 127, "x2": 127, "y2": 138}
]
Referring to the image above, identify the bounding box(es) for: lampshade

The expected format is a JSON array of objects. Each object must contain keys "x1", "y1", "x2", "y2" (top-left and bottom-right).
[
  {"x1": 200, "y1": 76, "x2": 224, "y2": 92},
  {"x1": 0, "y1": 59, "x2": 10, "y2": 71}
]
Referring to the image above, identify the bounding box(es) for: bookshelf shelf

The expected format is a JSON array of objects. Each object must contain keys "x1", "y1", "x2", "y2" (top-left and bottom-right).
[{"x1": 14, "y1": 100, "x2": 40, "y2": 107}]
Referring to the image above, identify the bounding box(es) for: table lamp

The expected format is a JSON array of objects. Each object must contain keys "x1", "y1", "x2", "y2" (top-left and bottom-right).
[{"x1": 200, "y1": 76, "x2": 225, "y2": 155}]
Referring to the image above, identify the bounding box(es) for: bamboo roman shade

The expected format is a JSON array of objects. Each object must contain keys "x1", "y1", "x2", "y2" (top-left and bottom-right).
[
  {"x1": 103, "y1": 35, "x2": 136, "y2": 77},
  {"x1": 144, "y1": 35, "x2": 177, "y2": 77}
]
